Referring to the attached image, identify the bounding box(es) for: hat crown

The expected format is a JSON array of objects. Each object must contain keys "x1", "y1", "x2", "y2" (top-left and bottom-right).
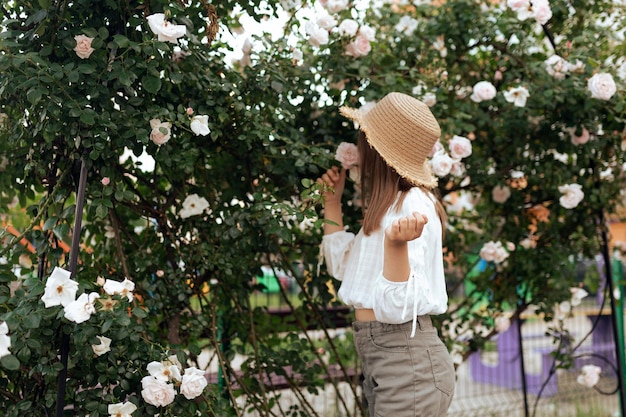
[{"x1": 351, "y1": 92, "x2": 440, "y2": 187}]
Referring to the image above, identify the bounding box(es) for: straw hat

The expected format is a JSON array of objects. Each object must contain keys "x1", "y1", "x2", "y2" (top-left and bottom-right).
[{"x1": 340, "y1": 92, "x2": 440, "y2": 188}]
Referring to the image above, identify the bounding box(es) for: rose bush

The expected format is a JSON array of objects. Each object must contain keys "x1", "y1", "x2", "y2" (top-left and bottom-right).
[{"x1": 0, "y1": 0, "x2": 625, "y2": 416}]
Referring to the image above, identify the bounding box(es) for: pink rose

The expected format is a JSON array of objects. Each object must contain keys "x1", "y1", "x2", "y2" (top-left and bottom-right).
[
  {"x1": 345, "y1": 35, "x2": 371, "y2": 58},
  {"x1": 470, "y1": 81, "x2": 497, "y2": 103},
  {"x1": 569, "y1": 127, "x2": 590, "y2": 145},
  {"x1": 101, "y1": 177, "x2": 110, "y2": 186},
  {"x1": 74, "y1": 34, "x2": 95, "y2": 59},
  {"x1": 149, "y1": 119, "x2": 172, "y2": 145},
  {"x1": 448, "y1": 135, "x2": 472, "y2": 159},
  {"x1": 491, "y1": 185, "x2": 511, "y2": 204},
  {"x1": 335, "y1": 142, "x2": 359, "y2": 169}
]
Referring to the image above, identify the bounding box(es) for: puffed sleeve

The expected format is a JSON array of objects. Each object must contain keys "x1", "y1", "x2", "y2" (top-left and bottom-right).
[
  {"x1": 321, "y1": 231, "x2": 355, "y2": 281},
  {"x1": 371, "y1": 236, "x2": 438, "y2": 337}
]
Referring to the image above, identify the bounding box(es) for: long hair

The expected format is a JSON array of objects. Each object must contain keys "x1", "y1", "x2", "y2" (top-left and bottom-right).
[{"x1": 358, "y1": 130, "x2": 447, "y2": 237}]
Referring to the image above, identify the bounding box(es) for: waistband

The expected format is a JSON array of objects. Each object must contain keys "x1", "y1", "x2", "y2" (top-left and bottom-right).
[{"x1": 352, "y1": 315, "x2": 433, "y2": 333}]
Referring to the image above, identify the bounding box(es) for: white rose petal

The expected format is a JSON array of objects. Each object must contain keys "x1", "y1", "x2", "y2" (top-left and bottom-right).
[
  {"x1": 64, "y1": 292, "x2": 100, "y2": 324},
  {"x1": 92, "y1": 336, "x2": 112, "y2": 356},
  {"x1": 146, "y1": 13, "x2": 187, "y2": 44},
  {"x1": 108, "y1": 401, "x2": 137, "y2": 417},
  {"x1": 190, "y1": 115, "x2": 211, "y2": 136},
  {"x1": 503, "y1": 86, "x2": 530, "y2": 107},
  {"x1": 180, "y1": 367, "x2": 209, "y2": 399},
  {"x1": 588, "y1": 73, "x2": 617, "y2": 101},
  {"x1": 558, "y1": 183, "x2": 584, "y2": 209},
  {"x1": 179, "y1": 193, "x2": 210, "y2": 219},
  {"x1": 448, "y1": 135, "x2": 472, "y2": 159},
  {"x1": 470, "y1": 81, "x2": 497, "y2": 103},
  {"x1": 41, "y1": 267, "x2": 79, "y2": 308},
  {"x1": 141, "y1": 376, "x2": 176, "y2": 407},
  {"x1": 430, "y1": 152, "x2": 454, "y2": 177}
]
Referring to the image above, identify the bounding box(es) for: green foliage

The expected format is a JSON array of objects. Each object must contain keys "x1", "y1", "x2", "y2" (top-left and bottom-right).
[{"x1": 0, "y1": 0, "x2": 625, "y2": 415}]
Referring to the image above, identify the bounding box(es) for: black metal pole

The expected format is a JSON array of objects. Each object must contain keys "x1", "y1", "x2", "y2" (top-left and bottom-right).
[
  {"x1": 600, "y1": 225, "x2": 626, "y2": 417},
  {"x1": 516, "y1": 312, "x2": 530, "y2": 417},
  {"x1": 55, "y1": 159, "x2": 88, "y2": 417}
]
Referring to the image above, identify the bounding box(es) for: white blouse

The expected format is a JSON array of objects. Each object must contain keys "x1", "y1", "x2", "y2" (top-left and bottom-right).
[{"x1": 322, "y1": 187, "x2": 448, "y2": 337}]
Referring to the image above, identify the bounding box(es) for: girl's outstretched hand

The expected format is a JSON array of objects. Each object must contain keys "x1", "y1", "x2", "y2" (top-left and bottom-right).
[
  {"x1": 385, "y1": 212, "x2": 428, "y2": 243},
  {"x1": 317, "y1": 166, "x2": 346, "y2": 205}
]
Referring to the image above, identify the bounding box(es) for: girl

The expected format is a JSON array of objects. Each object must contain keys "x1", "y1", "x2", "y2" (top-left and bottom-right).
[{"x1": 319, "y1": 92, "x2": 455, "y2": 417}]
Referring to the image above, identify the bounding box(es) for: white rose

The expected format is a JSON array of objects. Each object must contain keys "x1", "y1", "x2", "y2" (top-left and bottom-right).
[
  {"x1": 190, "y1": 115, "x2": 211, "y2": 136},
  {"x1": 325, "y1": 0, "x2": 349, "y2": 13},
  {"x1": 570, "y1": 287, "x2": 589, "y2": 306},
  {"x1": 577, "y1": 365, "x2": 601, "y2": 388},
  {"x1": 305, "y1": 22, "x2": 329, "y2": 47},
  {"x1": 532, "y1": 0, "x2": 552, "y2": 24},
  {"x1": 507, "y1": 0, "x2": 529, "y2": 10},
  {"x1": 316, "y1": 13, "x2": 337, "y2": 30},
  {"x1": 358, "y1": 25, "x2": 376, "y2": 41},
  {"x1": 179, "y1": 193, "x2": 210, "y2": 219},
  {"x1": 180, "y1": 367, "x2": 209, "y2": 399},
  {"x1": 338, "y1": 19, "x2": 359, "y2": 37},
  {"x1": 470, "y1": 81, "x2": 497, "y2": 103},
  {"x1": 480, "y1": 241, "x2": 508, "y2": 264},
  {"x1": 422, "y1": 92, "x2": 437, "y2": 107},
  {"x1": 587, "y1": 73, "x2": 617, "y2": 101},
  {"x1": 448, "y1": 135, "x2": 472, "y2": 159},
  {"x1": 503, "y1": 86, "x2": 530, "y2": 107},
  {"x1": 146, "y1": 13, "x2": 187, "y2": 44},
  {"x1": 64, "y1": 292, "x2": 99, "y2": 324},
  {"x1": 495, "y1": 316, "x2": 511, "y2": 333},
  {"x1": 520, "y1": 237, "x2": 537, "y2": 249},
  {"x1": 492, "y1": 185, "x2": 511, "y2": 204},
  {"x1": 73, "y1": 34, "x2": 95, "y2": 59},
  {"x1": 108, "y1": 402, "x2": 137, "y2": 417},
  {"x1": 545, "y1": 55, "x2": 568, "y2": 79},
  {"x1": 395, "y1": 16, "x2": 419, "y2": 36},
  {"x1": 91, "y1": 336, "x2": 112, "y2": 356},
  {"x1": 149, "y1": 119, "x2": 172, "y2": 145},
  {"x1": 430, "y1": 152, "x2": 454, "y2": 177},
  {"x1": 558, "y1": 183, "x2": 584, "y2": 209},
  {"x1": 141, "y1": 376, "x2": 176, "y2": 407}
]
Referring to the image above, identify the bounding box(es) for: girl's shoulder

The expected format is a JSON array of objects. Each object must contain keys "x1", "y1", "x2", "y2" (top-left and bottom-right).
[{"x1": 397, "y1": 187, "x2": 437, "y2": 213}]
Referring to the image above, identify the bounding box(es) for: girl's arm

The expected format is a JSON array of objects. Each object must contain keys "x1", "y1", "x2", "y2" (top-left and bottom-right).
[
  {"x1": 383, "y1": 212, "x2": 428, "y2": 282},
  {"x1": 317, "y1": 166, "x2": 346, "y2": 235}
]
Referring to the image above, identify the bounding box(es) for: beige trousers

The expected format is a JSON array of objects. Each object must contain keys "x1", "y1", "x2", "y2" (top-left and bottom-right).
[{"x1": 353, "y1": 317, "x2": 455, "y2": 417}]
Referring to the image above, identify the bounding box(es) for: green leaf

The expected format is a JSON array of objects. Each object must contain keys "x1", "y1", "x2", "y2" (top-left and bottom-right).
[
  {"x1": 1, "y1": 355, "x2": 20, "y2": 370},
  {"x1": 113, "y1": 35, "x2": 129, "y2": 48},
  {"x1": 77, "y1": 64, "x2": 96, "y2": 74},
  {"x1": 23, "y1": 314, "x2": 41, "y2": 329},
  {"x1": 42, "y1": 216, "x2": 58, "y2": 231},
  {"x1": 26, "y1": 88, "x2": 43, "y2": 104},
  {"x1": 132, "y1": 307, "x2": 148, "y2": 318},
  {"x1": 142, "y1": 75, "x2": 162, "y2": 94}
]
